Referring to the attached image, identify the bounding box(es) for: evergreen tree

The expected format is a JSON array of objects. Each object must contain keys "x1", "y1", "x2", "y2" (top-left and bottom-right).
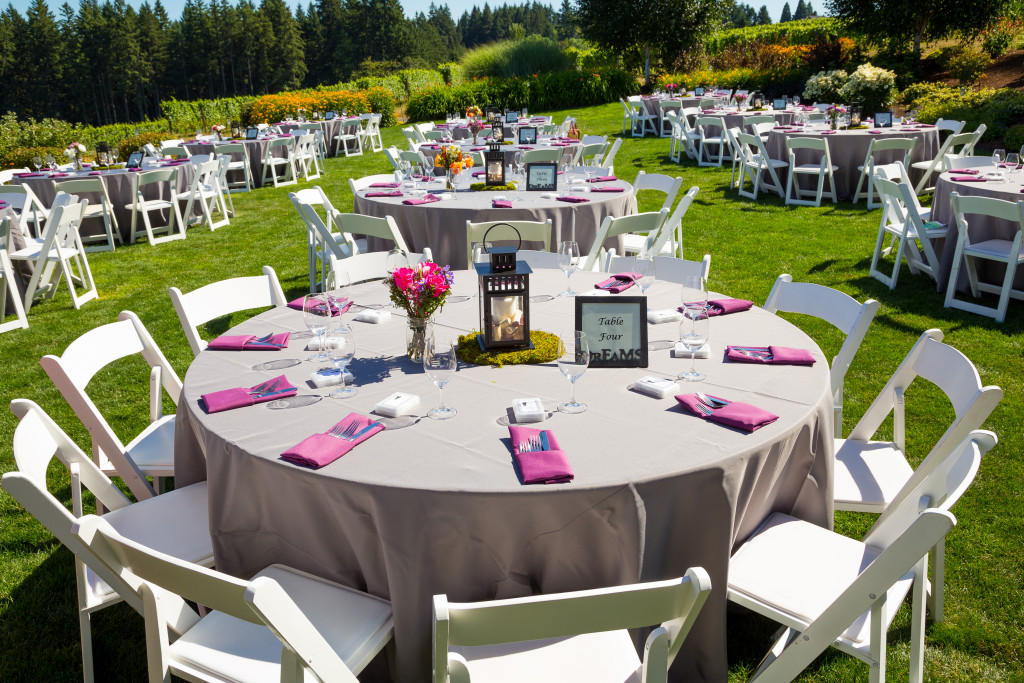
[
  {"x1": 794, "y1": 0, "x2": 808, "y2": 20},
  {"x1": 25, "y1": 0, "x2": 64, "y2": 118},
  {"x1": 780, "y1": 2, "x2": 792, "y2": 21},
  {"x1": 556, "y1": 0, "x2": 576, "y2": 39},
  {"x1": 757, "y1": 4, "x2": 772, "y2": 23},
  {"x1": 259, "y1": 0, "x2": 306, "y2": 92}
]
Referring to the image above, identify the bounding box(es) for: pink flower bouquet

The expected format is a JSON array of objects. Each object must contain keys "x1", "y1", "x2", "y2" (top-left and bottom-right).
[{"x1": 385, "y1": 261, "x2": 454, "y2": 319}]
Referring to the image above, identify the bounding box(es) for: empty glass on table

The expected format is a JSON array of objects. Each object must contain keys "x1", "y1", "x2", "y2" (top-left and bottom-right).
[
  {"x1": 326, "y1": 325, "x2": 357, "y2": 399},
  {"x1": 632, "y1": 256, "x2": 656, "y2": 296},
  {"x1": 678, "y1": 307, "x2": 709, "y2": 383},
  {"x1": 303, "y1": 293, "x2": 331, "y2": 362},
  {"x1": 556, "y1": 331, "x2": 590, "y2": 414},
  {"x1": 424, "y1": 337, "x2": 458, "y2": 420},
  {"x1": 557, "y1": 241, "x2": 580, "y2": 297}
]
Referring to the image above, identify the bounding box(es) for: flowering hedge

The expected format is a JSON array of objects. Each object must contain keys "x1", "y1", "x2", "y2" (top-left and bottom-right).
[
  {"x1": 839, "y1": 63, "x2": 897, "y2": 113},
  {"x1": 803, "y1": 69, "x2": 848, "y2": 103},
  {"x1": 247, "y1": 86, "x2": 396, "y2": 126},
  {"x1": 657, "y1": 67, "x2": 806, "y2": 97}
]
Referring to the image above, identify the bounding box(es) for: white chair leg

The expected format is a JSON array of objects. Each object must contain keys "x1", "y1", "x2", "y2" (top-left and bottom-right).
[
  {"x1": 928, "y1": 540, "x2": 944, "y2": 623},
  {"x1": 869, "y1": 593, "x2": 888, "y2": 683},
  {"x1": 911, "y1": 555, "x2": 929, "y2": 683},
  {"x1": 79, "y1": 609, "x2": 96, "y2": 683}
]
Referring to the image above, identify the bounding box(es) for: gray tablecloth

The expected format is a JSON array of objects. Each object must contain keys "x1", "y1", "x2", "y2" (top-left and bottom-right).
[
  {"x1": 354, "y1": 181, "x2": 635, "y2": 268},
  {"x1": 279, "y1": 120, "x2": 351, "y2": 157},
  {"x1": 931, "y1": 158, "x2": 1024, "y2": 292},
  {"x1": 1, "y1": 206, "x2": 31, "y2": 317},
  {"x1": 185, "y1": 138, "x2": 293, "y2": 188},
  {"x1": 697, "y1": 110, "x2": 795, "y2": 137},
  {"x1": 765, "y1": 124, "x2": 940, "y2": 200},
  {"x1": 173, "y1": 269, "x2": 834, "y2": 683},
  {"x1": 12, "y1": 164, "x2": 197, "y2": 244}
]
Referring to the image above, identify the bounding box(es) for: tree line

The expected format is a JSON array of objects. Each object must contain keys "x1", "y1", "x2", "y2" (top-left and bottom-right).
[
  {"x1": 0, "y1": 0, "x2": 571, "y2": 125},
  {"x1": 728, "y1": 0, "x2": 816, "y2": 28}
]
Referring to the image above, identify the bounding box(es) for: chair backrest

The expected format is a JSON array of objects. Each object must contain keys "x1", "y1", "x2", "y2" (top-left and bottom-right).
[
  {"x1": 53, "y1": 176, "x2": 108, "y2": 200},
  {"x1": 581, "y1": 135, "x2": 607, "y2": 145},
  {"x1": 786, "y1": 136, "x2": 827, "y2": 153},
  {"x1": 161, "y1": 145, "x2": 190, "y2": 159},
  {"x1": 337, "y1": 212, "x2": 410, "y2": 253},
  {"x1": 633, "y1": 171, "x2": 683, "y2": 212},
  {"x1": 216, "y1": 142, "x2": 248, "y2": 160},
  {"x1": 39, "y1": 311, "x2": 183, "y2": 501},
  {"x1": 806, "y1": 112, "x2": 826, "y2": 121},
  {"x1": 763, "y1": 274, "x2": 879, "y2": 402},
  {"x1": 578, "y1": 142, "x2": 606, "y2": 164},
  {"x1": 515, "y1": 249, "x2": 562, "y2": 269},
  {"x1": 522, "y1": 148, "x2": 561, "y2": 164},
  {"x1": 433, "y1": 568, "x2": 711, "y2": 683},
  {"x1": 188, "y1": 154, "x2": 214, "y2": 165},
  {"x1": 602, "y1": 138, "x2": 623, "y2": 169},
  {"x1": 864, "y1": 137, "x2": 916, "y2": 170},
  {"x1": 160, "y1": 139, "x2": 184, "y2": 148},
  {"x1": 648, "y1": 186, "x2": 700, "y2": 257},
  {"x1": 134, "y1": 168, "x2": 179, "y2": 199},
  {"x1": 0, "y1": 168, "x2": 29, "y2": 184},
  {"x1": 169, "y1": 266, "x2": 288, "y2": 357},
  {"x1": 329, "y1": 249, "x2": 432, "y2": 287},
  {"x1": 935, "y1": 118, "x2": 965, "y2": 135},
  {"x1": 951, "y1": 192, "x2": 1024, "y2": 233},
  {"x1": 465, "y1": 220, "x2": 552, "y2": 269},
  {"x1": 743, "y1": 115, "x2": 774, "y2": 127},
  {"x1": 385, "y1": 146, "x2": 402, "y2": 171},
  {"x1": 694, "y1": 117, "x2": 723, "y2": 137},
  {"x1": 266, "y1": 136, "x2": 293, "y2": 154},
  {"x1": 633, "y1": 254, "x2": 712, "y2": 283},
  {"x1": 583, "y1": 209, "x2": 670, "y2": 271}
]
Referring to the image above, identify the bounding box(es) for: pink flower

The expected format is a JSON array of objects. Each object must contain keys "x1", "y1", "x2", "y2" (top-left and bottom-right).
[
  {"x1": 393, "y1": 268, "x2": 414, "y2": 291},
  {"x1": 426, "y1": 273, "x2": 447, "y2": 294}
]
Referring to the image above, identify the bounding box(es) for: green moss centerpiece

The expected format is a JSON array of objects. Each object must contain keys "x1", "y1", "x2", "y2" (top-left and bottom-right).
[
  {"x1": 469, "y1": 181, "x2": 517, "y2": 192},
  {"x1": 456, "y1": 330, "x2": 559, "y2": 367}
]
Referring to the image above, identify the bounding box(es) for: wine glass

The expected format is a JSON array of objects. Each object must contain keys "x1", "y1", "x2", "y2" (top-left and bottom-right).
[
  {"x1": 31, "y1": 156, "x2": 42, "y2": 172},
  {"x1": 44, "y1": 154, "x2": 55, "y2": 171},
  {"x1": 472, "y1": 241, "x2": 492, "y2": 266},
  {"x1": 678, "y1": 307, "x2": 709, "y2": 382},
  {"x1": 303, "y1": 293, "x2": 330, "y2": 362},
  {"x1": 557, "y1": 241, "x2": 580, "y2": 296},
  {"x1": 110, "y1": 147, "x2": 119, "y2": 164},
  {"x1": 325, "y1": 326, "x2": 356, "y2": 398},
  {"x1": 681, "y1": 275, "x2": 707, "y2": 311},
  {"x1": 330, "y1": 269, "x2": 352, "y2": 315},
  {"x1": 398, "y1": 160, "x2": 412, "y2": 185},
  {"x1": 513, "y1": 152, "x2": 524, "y2": 200},
  {"x1": 1006, "y1": 152, "x2": 1021, "y2": 173},
  {"x1": 556, "y1": 331, "x2": 590, "y2": 414},
  {"x1": 386, "y1": 247, "x2": 409, "y2": 275},
  {"x1": 632, "y1": 256, "x2": 656, "y2": 296},
  {"x1": 993, "y1": 149, "x2": 1005, "y2": 166},
  {"x1": 794, "y1": 95, "x2": 801, "y2": 106},
  {"x1": 423, "y1": 337, "x2": 457, "y2": 420}
]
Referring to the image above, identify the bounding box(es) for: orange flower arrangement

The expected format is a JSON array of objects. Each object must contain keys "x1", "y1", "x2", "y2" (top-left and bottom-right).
[{"x1": 434, "y1": 145, "x2": 473, "y2": 173}]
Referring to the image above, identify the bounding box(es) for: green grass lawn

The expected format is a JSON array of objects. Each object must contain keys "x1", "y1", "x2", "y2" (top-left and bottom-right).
[{"x1": 1, "y1": 103, "x2": 1022, "y2": 682}]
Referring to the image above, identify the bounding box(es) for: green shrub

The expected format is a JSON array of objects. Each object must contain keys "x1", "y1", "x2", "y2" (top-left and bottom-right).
[
  {"x1": 982, "y1": 22, "x2": 1016, "y2": 58},
  {"x1": 838, "y1": 63, "x2": 897, "y2": 113},
  {"x1": 898, "y1": 81, "x2": 952, "y2": 108},
  {"x1": 1005, "y1": 123, "x2": 1024, "y2": 152},
  {"x1": 0, "y1": 112, "x2": 81, "y2": 161},
  {"x1": 364, "y1": 86, "x2": 397, "y2": 127},
  {"x1": 947, "y1": 50, "x2": 991, "y2": 88},
  {"x1": 802, "y1": 69, "x2": 847, "y2": 102},
  {"x1": 438, "y1": 62, "x2": 464, "y2": 86},
  {"x1": 77, "y1": 121, "x2": 169, "y2": 149},
  {"x1": 706, "y1": 17, "x2": 844, "y2": 54},
  {"x1": 399, "y1": 69, "x2": 445, "y2": 99},
  {"x1": 2, "y1": 145, "x2": 65, "y2": 170},
  {"x1": 927, "y1": 44, "x2": 969, "y2": 68},
  {"x1": 352, "y1": 75, "x2": 405, "y2": 101},
  {"x1": 916, "y1": 87, "x2": 1024, "y2": 141},
  {"x1": 461, "y1": 36, "x2": 571, "y2": 78},
  {"x1": 354, "y1": 58, "x2": 402, "y2": 78},
  {"x1": 160, "y1": 96, "x2": 258, "y2": 131}
]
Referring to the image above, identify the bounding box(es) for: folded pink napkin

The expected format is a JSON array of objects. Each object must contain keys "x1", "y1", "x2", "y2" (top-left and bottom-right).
[
  {"x1": 587, "y1": 175, "x2": 617, "y2": 183},
  {"x1": 364, "y1": 190, "x2": 403, "y2": 197},
  {"x1": 50, "y1": 172, "x2": 69, "y2": 178},
  {"x1": 951, "y1": 176, "x2": 987, "y2": 182},
  {"x1": 594, "y1": 272, "x2": 640, "y2": 293},
  {"x1": 435, "y1": 124, "x2": 450, "y2": 128},
  {"x1": 821, "y1": 131, "x2": 837, "y2": 135},
  {"x1": 949, "y1": 169, "x2": 979, "y2": 174},
  {"x1": 470, "y1": 146, "x2": 486, "y2": 151},
  {"x1": 774, "y1": 128, "x2": 795, "y2": 133},
  {"x1": 679, "y1": 298, "x2": 753, "y2": 316},
  {"x1": 403, "y1": 194, "x2": 441, "y2": 205},
  {"x1": 0, "y1": 201, "x2": 7, "y2": 208},
  {"x1": 725, "y1": 345, "x2": 816, "y2": 365},
  {"x1": 201, "y1": 375, "x2": 297, "y2": 413},
  {"x1": 557, "y1": 195, "x2": 590, "y2": 203},
  {"x1": 868, "y1": 130, "x2": 882, "y2": 134},
  {"x1": 421, "y1": 144, "x2": 440, "y2": 150},
  {"x1": 550, "y1": 142, "x2": 570, "y2": 147},
  {"x1": 88, "y1": 171, "x2": 103, "y2": 175},
  {"x1": 286, "y1": 296, "x2": 351, "y2": 316},
  {"x1": 472, "y1": 170, "x2": 486, "y2": 177},
  {"x1": 518, "y1": 146, "x2": 535, "y2": 150},
  {"x1": 14, "y1": 172, "x2": 43, "y2": 178},
  {"x1": 281, "y1": 413, "x2": 385, "y2": 468},
  {"x1": 369, "y1": 182, "x2": 400, "y2": 188},
  {"x1": 508, "y1": 425, "x2": 573, "y2": 484},
  {"x1": 675, "y1": 394, "x2": 779, "y2": 432},
  {"x1": 915, "y1": 124, "x2": 936, "y2": 128},
  {"x1": 414, "y1": 174, "x2": 435, "y2": 181},
  {"x1": 207, "y1": 332, "x2": 290, "y2": 350},
  {"x1": 590, "y1": 186, "x2": 625, "y2": 192},
  {"x1": 492, "y1": 199, "x2": 512, "y2": 208}
]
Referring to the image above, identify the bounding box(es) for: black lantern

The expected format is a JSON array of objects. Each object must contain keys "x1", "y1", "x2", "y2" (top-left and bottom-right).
[
  {"x1": 750, "y1": 91, "x2": 764, "y2": 109},
  {"x1": 475, "y1": 224, "x2": 533, "y2": 351},
  {"x1": 849, "y1": 102, "x2": 862, "y2": 127},
  {"x1": 96, "y1": 141, "x2": 109, "y2": 165},
  {"x1": 230, "y1": 121, "x2": 241, "y2": 138},
  {"x1": 486, "y1": 105, "x2": 496, "y2": 122},
  {"x1": 485, "y1": 124, "x2": 505, "y2": 186},
  {"x1": 490, "y1": 121, "x2": 504, "y2": 143}
]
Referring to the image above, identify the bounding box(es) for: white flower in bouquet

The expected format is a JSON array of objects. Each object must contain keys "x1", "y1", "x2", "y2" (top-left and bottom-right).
[{"x1": 839, "y1": 63, "x2": 898, "y2": 113}]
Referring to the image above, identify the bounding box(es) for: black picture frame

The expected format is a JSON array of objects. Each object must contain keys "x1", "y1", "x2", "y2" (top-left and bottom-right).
[
  {"x1": 485, "y1": 151, "x2": 505, "y2": 186},
  {"x1": 126, "y1": 151, "x2": 144, "y2": 168},
  {"x1": 875, "y1": 111, "x2": 893, "y2": 128},
  {"x1": 325, "y1": 111, "x2": 336, "y2": 120},
  {"x1": 245, "y1": 127, "x2": 259, "y2": 140},
  {"x1": 491, "y1": 122, "x2": 504, "y2": 142},
  {"x1": 505, "y1": 111, "x2": 517, "y2": 124},
  {"x1": 525, "y1": 162, "x2": 557, "y2": 191},
  {"x1": 773, "y1": 98, "x2": 787, "y2": 110},
  {"x1": 694, "y1": 87, "x2": 705, "y2": 96},
  {"x1": 518, "y1": 127, "x2": 538, "y2": 145},
  {"x1": 574, "y1": 296, "x2": 649, "y2": 368}
]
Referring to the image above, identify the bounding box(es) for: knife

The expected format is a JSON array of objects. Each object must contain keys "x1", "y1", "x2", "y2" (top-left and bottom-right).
[
  {"x1": 539, "y1": 431, "x2": 549, "y2": 451},
  {"x1": 347, "y1": 421, "x2": 383, "y2": 441},
  {"x1": 254, "y1": 388, "x2": 296, "y2": 399}
]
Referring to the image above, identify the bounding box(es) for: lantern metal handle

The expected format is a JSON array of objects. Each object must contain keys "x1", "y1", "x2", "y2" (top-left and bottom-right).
[{"x1": 480, "y1": 223, "x2": 522, "y2": 253}]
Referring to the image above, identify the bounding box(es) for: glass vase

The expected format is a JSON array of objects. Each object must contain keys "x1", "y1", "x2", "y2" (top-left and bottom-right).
[
  {"x1": 446, "y1": 170, "x2": 456, "y2": 192},
  {"x1": 406, "y1": 316, "x2": 433, "y2": 363}
]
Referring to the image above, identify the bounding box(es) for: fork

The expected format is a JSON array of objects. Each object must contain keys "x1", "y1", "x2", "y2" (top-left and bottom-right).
[
  {"x1": 247, "y1": 378, "x2": 279, "y2": 395},
  {"x1": 692, "y1": 401, "x2": 714, "y2": 416},
  {"x1": 695, "y1": 392, "x2": 729, "y2": 409},
  {"x1": 519, "y1": 436, "x2": 541, "y2": 453},
  {"x1": 327, "y1": 421, "x2": 360, "y2": 440}
]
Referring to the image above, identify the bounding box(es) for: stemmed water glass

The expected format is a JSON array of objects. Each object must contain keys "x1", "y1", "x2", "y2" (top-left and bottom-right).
[
  {"x1": 330, "y1": 269, "x2": 352, "y2": 315},
  {"x1": 678, "y1": 307, "x2": 709, "y2": 382},
  {"x1": 513, "y1": 152, "x2": 524, "y2": 200},
  {"x1": 632, "y1": 256, "x2": 656, "y2": 296},
  {"x1": 794, "y1": 95, "x2": 801, "y2": 106},
  {"x1": 110, "y1": 147, "x2": 119, "y2": 164},
  {"x1": 993, "y1": 149, "x2": 1005, "y2": 167},
  {"x1": 31, "y1": 156, "x2": 42, "y2": 172},
  {"x1": 386, "y1": 247, "x2": 409, "y2": 275},
  {"x1": 423, "y1": 337, "x2": 458, "y2": 420},
  {"x1": 556, "y1": 331, "x2": 590, "y2": 414},
  {"x1": 44, "y1": 154, "x2": 55, "y2": 171},
  {"x1": 1006, "y1": 152, "x2": 1021, "y2": 175},
  {"x1": 326, "y1": 325, "x2": 357, "y2": 399},
  {"x1": 557, "y1": 241, "x2": 580, "y2": 296},
  {"x1": 303, "y1": 293, "x2": 331, "y2": 362}
]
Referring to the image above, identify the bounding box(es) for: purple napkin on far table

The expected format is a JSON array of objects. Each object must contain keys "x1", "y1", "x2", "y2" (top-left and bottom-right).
[
  {"x1": 201, "y1": 374, "x2": 297, "y2": 413},
  {"x1": 951, "y1": 176, "x2": 988, "y2": 182},
  {"x1": 587, "y1": 176, "x2": 618, "y2": 183},
  {"x1": 725, "y1": 345, "x2": 816, "y2": 365},
  {"x1": 821, "y1": 130, "x2": 837, "y2": 135},
  {"x1": 518, "y1": 146, "x2": 535, "y2": 150},
  {"x1": 286, "y1": 296, "x2": 351, "y2": 316},
  {"x1": 557, "y1": 195, "x2": 590, "y2": 203},
  {"x1": 364, "y1": 190, "x2": 403, "y2": 197},
  {"x1": 14, "y1": 172, "x2": 44, "y2": 178},
  {"x1": 949, "y1": 169, "x2": 979, "y2": 174},
  {"x1": 88, "y1": 171, "x2": 103, "y2": 175},
  {"x1": 403, "y1": 194, "x2": 441, "y2": 205},
  {"x1": 679, "y1": 298, "x2": 753, "y2": 316},
  {"x1": 550, "y1": 142, "x2": 570, "y2": 147},
  {"x1": 0, "y1": 201, "x2": 7, "y2": 208},
  {"x1": 281, "y1": 413, "x2": 385, "y2": 469},
  {"x1": 492, "y1": 199, "x2": 512, "y2": 208},
  {"x1": 595, "y1": 272, "x2": 640, "y2": 293},
  {"x1": 868, "y1": 130, "x2": 882, "y2": 134},
  {"x1": 590, "y1": 186, "x2": 625, "y2": 192},
  {"x1": 470, "y1": 146, "x2": 486, "y2": 151},
  {"x1": 50, "y1": 172, "x2": 69, "y2": 178},
  {"x1": 207, "y1": 332, "x2": 290, "y2": 351},
  {"x1": 508, "y1": 425, "x2": 573, "y2": 484},
  {"x1": 369, "y1": 182, "x2": 400, "y2": 188},
  {"x1": 675, "y1": 394, "x2": 779, "y2": 433}
]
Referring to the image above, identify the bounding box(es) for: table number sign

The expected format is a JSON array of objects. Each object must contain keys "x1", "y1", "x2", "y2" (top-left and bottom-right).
[
  {"x1": 574, "y1": 297, "x2": 649, "y2": 368},
  {"x1": 875, "y1": 111, "x2": 893, "y2": 127},
  {"x1": 518, "y1": 127, "x2": 538, "y2": 145},
  {"x1": 694, "y1": 87, "x2": 705, "y2": 96},
  {"x1": 245, "y1": 127, "x2": 259, "y2": 140},
  {"x1": 505, "y1": 111, "x2": 518, "y2": 124},
  {"x1": 126, "y1": 151, "x2": 144, "y2": 168},
  {"x1": 773, "y1": 98, "x2": 787, "y2": 111},
  {"x1": 525, "y1": 162, "x2": 557, "y2": 191}
]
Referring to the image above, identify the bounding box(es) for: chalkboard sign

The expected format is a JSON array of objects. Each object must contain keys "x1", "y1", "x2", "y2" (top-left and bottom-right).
[
  {"x1": 875, "y1": 111, "x2": 893, "y2": 127},
  {"x1": 574, "y1": 296, "x2": 648, "y2": 368}
]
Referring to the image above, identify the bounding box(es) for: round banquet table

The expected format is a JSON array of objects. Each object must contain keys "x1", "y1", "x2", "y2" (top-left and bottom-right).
[
  {"x1": 353, "y1": 177, "x2": 636, "y2": 269},
  {"x1": 11, "y1": 162, "x2": 197, "y2": 244},
  {"x1": 765, "y1": 122, "x2": 940, "y2": 200},
  {"x1": 184, "y1": 136, "x2": 295, "y2": 188},
  {"x1": 173, "y1": 269, "x2": 834, "y2": 682},
  {"x1": 640, "y1": 95, "x2": 703, "y2": 118},
  {"x1": 418, "y1": 137, "x2": 581, "y2": 169},
  {"x1": 695, "y1": 109, "x2": 796, "y2": 134},
  {"x1": 279, "y1": 119, "x2": 356, "y2": 157},
  {"x1": 930, "y1": 156, "x2": 1024, "y2": 292}
]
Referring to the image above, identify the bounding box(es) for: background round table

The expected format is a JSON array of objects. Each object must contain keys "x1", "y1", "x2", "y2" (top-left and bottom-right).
[
  {"x1": 766, "y1": 123, "x2": 940, "y2": 200},
  {"x1": 279, "y1": 119, "x2": 357, "y2": 157},
  {"x1": 173, "y1": 269, "x2": 834, "y2": 683},
  {"x1": 184, "y1": 136, "x2": 294, "y2": 188},
  {"x1": 353, "y1": 179, "x2": 636, "y2": 268}
]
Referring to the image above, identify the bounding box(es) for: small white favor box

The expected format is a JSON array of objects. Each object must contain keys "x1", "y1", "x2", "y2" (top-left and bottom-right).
[
  {"x1": 310, "y1": 368, "x2": 354, "y2": 388},
  {"x1": 633, "y1": 375, "x2": 680, "y2": 399},
  {"x1": 375, "y1": 392, "x2": 420, "y2": 418},
  {"x1": 355, "y1": 309, "x2": 392, "y2": 324},
  {"x1": 512, "y1": 397, "x2": 547, "y2": 423},
  {"x1": 672, "y1": 342, "x2": 711, "y2": 359},
  {"x1": 647, "y1": 309, "x2": 684, "y2": 324}
]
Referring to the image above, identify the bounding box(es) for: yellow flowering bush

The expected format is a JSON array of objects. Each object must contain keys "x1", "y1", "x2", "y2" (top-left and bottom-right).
[{"x1": 249, "y1": 91, "x2": 371, "y2": 124}]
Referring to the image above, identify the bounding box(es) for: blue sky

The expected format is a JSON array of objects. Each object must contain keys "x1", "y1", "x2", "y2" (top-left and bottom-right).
[{"x1": 7, "y1": 0, "x2": 807, "y2": 25}]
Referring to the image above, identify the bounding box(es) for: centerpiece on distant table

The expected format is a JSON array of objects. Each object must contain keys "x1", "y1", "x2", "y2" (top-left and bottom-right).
[
  {"x1": 666, "y1": 83, "x2": 678, "y2": 95},
  {"x1": 385, "y1": 261, "x2": 454, "y2": 362},
  {"x1": 435, "y1": 145, "x2": 473, "y2": 191},
  {"x1": 212, "y1": 124, "x2": 226, "y2": 141},
  {"x1": 826, "y1": 104, "x2": 846, "y2": 130},
  {"x1": 64, "y1": 142, "x2": 86, "y2": 171},
  {"x1": 734, "y1": 92, "x2": 748, "y2": 111}
]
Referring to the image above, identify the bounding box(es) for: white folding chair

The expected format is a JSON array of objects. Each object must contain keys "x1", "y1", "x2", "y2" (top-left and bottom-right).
[
  {"x1": 433, "y1": 568, "x2": 711, "y2": 683},
  {"x1": 516, "y1": 249, "x2": 562, "y2": 269},
  {"x1": 628, "y1": 95, "x2": 659, "y2": 137},
  {"x1": 577, "y1": 142, "x2": 607, "y2": 167},
  {"x1": 764, "y1": 274, "x2": 879, "y2": 435},
  {"x1": 694, "y1": 117, "x2": 726, "y2": 167},
  {"x1": 784, "y1": 137, "x2": 838, "y2": 206},
  {"x1": 293, "y1": 132, "x2": 321, "y2": 181},
  {"x1": 0, "y1": 183, "x2": 50, "y2": 237},
  {"x1": 833, "y1": 328, "x2": 1002, "y2": 619},
  {"x1": 522, "y1": 148, "x2": 561, "y2": 164},
  {"x1": 142, "y1": 143, "x2": 162, "y2": 161},
  {"x1": 2, "y1": 398, "x2": 213, "y2": 683},
  {"x1": 852, "y1": 137, "x2": 916, "y2": 208},
  {"x1": 597, "y1": 138, "x2": 622, "y2": 174},
  {"x1": 658, "y1": 100, "x2": 678, "y2": 137},
  {"x1": 40, "y1": 311, "x2": 184, "y2": 502},
  {"x1": 649, "y1": 254, "x2": 712, "y2": 283},
  {"x1": 729, "y1": 430, "x2": 996, "y2": 683},
  {"x1": 328, "y1": 249, "x2": 433, "y2": 289},
  {"x1": 126, "y1": 168, "x2": 187, "y2": 246},
  {"x1": 723, "y1": 126, "x2": 744, "y2": 188},
  {"x1": 297, "y1": 122, "x2": 327, "y2": 169},
  {"x1": 214, "y1": 156, "x2": 236, "y2": 218},
  {"x1": 335, "y1": 117, "x2": 364, "y2": 157},
  {"x1": 647, "y1": 187, "x2": 700, "y2": 259},
  {"x1": 385, "y1": 146, "x2": 403, "y2": 171},
  {"x1": 583, "y1": 209, "x2": 670, "y2": 272},
  {"x1": 678, "y1": 108, "x2": 703, "y2": 161},
  {"x1": 160, "y1": 144, "x2": 190, "y2": 159},
  {"x1": 53, "y1": 177, "x2": 121, "y2": 252},
  {"x1": 623, "y1": 172, "x2": 683, "y2": 256},
  {"x1": 179, "y1": 159, "x2": 229, "y2": 230},
  {"x1": 0, "y1": 167, "x2": 29, "y2": 184},
  {"x1": 465, "y1": 219, "x2": 552, "y2": 269},
  {"x1": 290, "y1": 187, "x2": 355, "y2": 293},
  {"x1": 869, "y1": 175, "x2": 947, "y2": 289},
  {"x1": 169, "y1": 266, "x2": 288, "y2": 357},
  {"x1": 217, "y1": 142, "x2": 253, "y2": 193},
  {"x1": 944, "y1": 192, "x2": 1024, "y2": 323},
  {"x1": 0, "y1": 216, "x2": 29, "y2": 333},
  {"x1": 261, "y1": 136, "x2": 298, "y2": 188},
  {"x1": 735, "y1": 132, "x2": 787, "y2": 201},
  {"x1": 911, "y1": 127, "x2": 967, "y2": 195},
  {"x1": 402, "y1": 126, "x2": 421, "y2": 148},
  {"x1": 935, "y1": 118, "x2": 966, "y2": 136},
  {"x1": 361, "y1": 113, "x2": 383, "y2": 152},
  {"x1": 73, "y1": 514, "x2": 394, "y2": 683},
  {"x1": 10, "y1": 195, "x2": 98, "y2": 313}
]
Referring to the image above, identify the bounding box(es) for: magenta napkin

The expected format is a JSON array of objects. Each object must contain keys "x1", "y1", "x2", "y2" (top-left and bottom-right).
[
  {"x1": 286, "y1": 296, "x2": 351, "y2": 316},
  {"x1": 50, "y1": 172, "x2": 69, "y2": 178},
  {"x1": 364, "y1": 190, "x2": 403, "y2": 197},
  {"x1": 679, "y1": 298, "x2": 753, "y2": 316},
  {"x1": 201, "y1": 375, "x2": 297, "y2": 413},
  {"x1": 369, "y1": 182, "x2": 400, "y2": 188},
  {"x1": 518, "y1": 146, "x2": 535, "y2": 150},
  {"x1": 402, "y1": 194, "x2": 441, "y2": 205},
  {"x1": 414, "y1": 174, "x2": 435, "y2": 181},
  {"x1": 280, "y1": 413, "x2": 385, "y2": 469},
  {"x1": 951, "y1": 176, "x2": 987, "y2": 182},
  {"x1": 949, "y1": 169, "x2": 979, "y2": 174},
  {"x1": 725, "y1": 345, "x2": 816, "y2": 365},
  {"x1": 470, "y1": 146, "x2": 486, "y2": 151},
  {"x1": 14, "y1": 172, "x2": 43, "y2": 178},
  {"x1": 492, "y1": 199, "x2": 512, "y2": 208},
  {"x1": 914, "y1": 124, "x2": 936, "y2": 128},
  {"x1": 587, "y1": 176, "x2": 618, "y2": 183},
  {"x1": 421, "y1": 144, "x2": 441, "y2": 150},
  {"x1": 595, "y1": 272, "x2": 640, "y2": 293},
  {"x1": 556, "y1": 195, "x2": 590, "y2": 203},
  {"x1": 674, "y1": 394, "x2": 779, "y2": 432},
  {"x1": 590, "y1": 186, "x2": 625, "y2": 192},
  {"x1": 821, "y1": 130, "x2": 837, "y2": 135},
  {"x1": 550, "y1": 142, "x2": 570, "y2": 147},
  {"x1": 868, "y1": 130, "x2": 882, "y2": 134},
  {"x1": 0, "y1": 201, "x2": 6, "y2": 207},
  {"x1": 508, "y1": 425, "x2": 573, "y2": 484},
  {"x1": 207, "y1": 332, "x2": 290, "y2": 351},
  {"x1": 88, "y1": 171, "x2": 103, "y2": 175}
]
